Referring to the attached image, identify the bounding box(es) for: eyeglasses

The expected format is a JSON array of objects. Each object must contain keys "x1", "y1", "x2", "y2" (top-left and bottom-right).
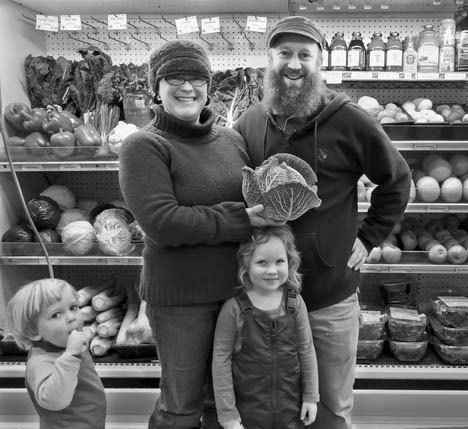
[{"x1": 164, "y1": 77, "x2": 208, "y2": 87}]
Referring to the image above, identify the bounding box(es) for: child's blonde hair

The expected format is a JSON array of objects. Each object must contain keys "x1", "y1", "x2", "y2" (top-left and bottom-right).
[
  {"x1": 6, "y1": 278, "x2": 78, "y2": 350},
  {"x1": 237, "y1": 225, "x2": 302, "y2": 292}
]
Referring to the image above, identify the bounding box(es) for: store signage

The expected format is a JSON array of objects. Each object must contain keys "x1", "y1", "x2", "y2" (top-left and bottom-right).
[
  {"x1": 108, "y1": 14, "x2": 127, "y2": 30},
  {"x1": 60, "y1": 15, "x2": 81, "y2": 31},
  {"x1": 245, "y1": 16, "x2": 267, "y2": 33},
  {"x1": 201, "y1": 17, "x2": 220, "y2": 34},
  {"x1": 175, "y1": 16, "x2": 199, "y2": 35},
  {"x1": 35, "y1": 15, "x2": 59, "y2": 32}
]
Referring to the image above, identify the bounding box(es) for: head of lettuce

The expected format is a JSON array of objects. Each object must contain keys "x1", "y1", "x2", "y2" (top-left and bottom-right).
[{"x1": 242, "y1": 153, "x2": 322, "y2": 222}]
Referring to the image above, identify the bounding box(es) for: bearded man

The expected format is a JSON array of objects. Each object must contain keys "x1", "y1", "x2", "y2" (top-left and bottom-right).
[{"x1": 234, "y1": 16, "x2": 411, "y2": 429}]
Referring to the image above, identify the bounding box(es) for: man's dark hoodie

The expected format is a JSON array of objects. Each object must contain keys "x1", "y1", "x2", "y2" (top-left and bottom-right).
[{"x1": 235, "y1": 89, "x2": 411, "y2": 311}]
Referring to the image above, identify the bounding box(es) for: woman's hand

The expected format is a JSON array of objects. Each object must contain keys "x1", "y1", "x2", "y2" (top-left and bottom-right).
[
  {"x1": 301, "y1": 401, "x2": 317, "y2": 425},
  {"x1": 246, "y1": 204, "x2": 285, "y2": 227}
]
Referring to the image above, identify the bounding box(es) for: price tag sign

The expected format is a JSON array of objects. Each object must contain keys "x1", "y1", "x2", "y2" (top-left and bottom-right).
[
  {"x1": 348, "y1": 4, "x2": 356, "y2": 9},
  {"x1": 426, "y1": 205, "x2": 449, "y2": 212},
  {"x1": 456, "y1": 0, "x2": 464, "y2": 4},
  {"x1": 108, "y1": 14, "x2": 127, "y2": 30},
  {"x1": 326, "y1": 71, "x2": 343, "y2": 84},
  {"x1": 36, "y1": 15, "x2": 59, "y2": 32},
  {"x1": 201, "y1": 17, "x2": 220, "y2": 34},
  {"x1": 371, "y1": 72, "x2": 379, "y2": 79},
  {"x1": 22, "y1": 164, "x2": 44, "y2": 171},
  {"x1": 60, "y1": 15, "x2": 82, "y2": 31},
  {"x1": 175, "y1": 16, "x2": 199, "y2": 35},
  {"x1": 419, "y1": 72, "x2": 439, "y2": 80},
  {"x1": 59, "y1": 163, "x2": 82, "y2": 171},
  {"x1": 333, "y1": 5, "x2": 342, "y2": 10},
  {"x1": 363, "y1": 4, "x2": 372, "y2": 9},
  {"x1": 433, "y1": 0, "x2": 441, "y2": 4},
  {"x1": 381, "y1": 3, "x2": 389, "y2": 9},
  {"x1": 245, "y1": 16, "x2": 267, "y2": 33}
]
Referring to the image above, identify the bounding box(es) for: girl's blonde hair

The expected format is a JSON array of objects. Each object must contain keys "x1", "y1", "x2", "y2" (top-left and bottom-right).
[
  {"x1": 237, "y1": 225, "x2": 302, "y2": 292},
  {"x1": 6, "y1": 278, "x2": 78, "y2": 350}
]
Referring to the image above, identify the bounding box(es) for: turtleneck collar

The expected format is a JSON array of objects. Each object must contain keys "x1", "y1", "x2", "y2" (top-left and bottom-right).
[{"x1": 152, "y1": 106, "x2": 216, "y2": 138}]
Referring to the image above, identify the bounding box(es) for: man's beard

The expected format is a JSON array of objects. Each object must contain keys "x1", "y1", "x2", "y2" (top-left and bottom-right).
[{"x1": 262, "y1": 64, "x2": 325, "y2": 118}]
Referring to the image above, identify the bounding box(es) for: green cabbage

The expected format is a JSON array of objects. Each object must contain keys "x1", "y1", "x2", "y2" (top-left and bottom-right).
[{"x1": 242, "y1": 153, "x2": 321, "y2": 222}]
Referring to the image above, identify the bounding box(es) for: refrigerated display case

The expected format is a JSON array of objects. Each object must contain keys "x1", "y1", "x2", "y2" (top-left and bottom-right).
[{"x1": 1, "y1": 0, "x2": 468, "y2": 425}]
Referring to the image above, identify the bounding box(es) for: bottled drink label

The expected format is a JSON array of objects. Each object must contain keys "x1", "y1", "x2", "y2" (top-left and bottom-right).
[
  {"x1": 369, "y1": 50, "x2": 385, "y2": 68},
  {"x1": 458, "y1": 31, "x2": 468, "y2": 71},
  {"x1": 347, "y1": 49, "x2": 361, "y2": 68},
  {"x1": 331, "y1": 50, "x2": 347, "y2": 67},
  {"x1": 386, "y1": 48, "x2": 403, "y2": 66},
  {"x1": 439, "y1": 45, "x2": 455, "y2": 72},
  {"x1": 418, "y1": 45, "x2": 439, "y2": 71}
]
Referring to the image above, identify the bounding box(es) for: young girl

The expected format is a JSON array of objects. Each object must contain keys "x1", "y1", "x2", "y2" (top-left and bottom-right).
[
  {"x1": 6, "y1": 278, "x2": 106, "y2": 429},
  {"x1": 212, "y1": 225, "x2": 319, "y2": 429}
]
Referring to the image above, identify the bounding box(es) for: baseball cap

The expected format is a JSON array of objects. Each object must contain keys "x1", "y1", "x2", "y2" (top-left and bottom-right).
[{"x1": 267, "y1": 16, "x2": 325, "y2": 50}]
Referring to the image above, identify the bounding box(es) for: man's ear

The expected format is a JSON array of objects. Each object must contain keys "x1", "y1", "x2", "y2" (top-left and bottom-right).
[{"x1": 30, "y1": 334, "x2": 41, "y2": 341}]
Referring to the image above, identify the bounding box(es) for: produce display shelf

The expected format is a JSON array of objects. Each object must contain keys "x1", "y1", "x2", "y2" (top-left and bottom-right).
[
  {"x1": 1, "y1": 348, "x2": 468, "y2": 380},
  {"x1": 392, "y1": 140, "x2": 468, "y2": 151},
  {"x1": 358, "y1": 202, "x2": 468, "y2": 213},
  {"x1": 0, "y1": 243, "x2": 144, "y2": 265},
  {"x1": 0, "y1": 161, "x2": 120, "y2": 172},
  {"x1": 322, "y1": 71, "x2": 468, "y2": 83},
  {"x1": 0, "y1": 245, "x2": 463, "y2": 272}
]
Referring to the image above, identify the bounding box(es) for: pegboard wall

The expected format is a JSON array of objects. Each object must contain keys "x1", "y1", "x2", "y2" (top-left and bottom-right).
[{"x1": 42, "y1": 12, "x2": 452, "y2": 70}]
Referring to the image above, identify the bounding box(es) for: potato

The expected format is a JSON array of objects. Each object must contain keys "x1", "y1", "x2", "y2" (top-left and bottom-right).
[{"x1": 416, "y1": 98, "x2": 433, "y2": 111}]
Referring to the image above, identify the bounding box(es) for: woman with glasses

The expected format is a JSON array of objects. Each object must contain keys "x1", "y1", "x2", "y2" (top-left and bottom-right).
[{"x1": 119, "y1": 40, "x2": 277, "y2": 429}]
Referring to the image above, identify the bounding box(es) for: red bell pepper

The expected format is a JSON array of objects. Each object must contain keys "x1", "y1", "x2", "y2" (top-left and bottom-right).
[
  {"x1": 4, "y1": 102, "x2": 31, "y2": 133},
  {"x1": 74, "y1": 124, "x2": 102, "y2": 146},
  {"x1": 5, "y1": 136, "x2": 26, "y2": 147},
  {"x1": 24, "y1": 132, "x2": 50, "y2": 148},
  {"x1": 42, "y1": 106, "x2": 74, "y2": 134},
  {"x1": 61, "y1": 110, "x2": 83, "y2": 129},
  {"x1": 23, "y1": 108, "x2": 48, "y2": 132},
  {"x1": 50, "y1": 129, "x2": 76, "y2": 158}
]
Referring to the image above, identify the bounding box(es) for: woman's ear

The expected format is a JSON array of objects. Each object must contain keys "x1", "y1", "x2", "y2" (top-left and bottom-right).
[
  {"x1": 153, "y1": 94, "x2": 162, "y2": 105},
  {"x1": 30, "y1": 334, "x2": 41, "y2": 341}
]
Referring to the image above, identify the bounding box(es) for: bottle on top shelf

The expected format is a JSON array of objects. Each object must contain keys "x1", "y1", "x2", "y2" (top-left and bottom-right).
[
  {"x1": 403, "y1": 36, "x2": 418, "y2": 73},
  {"x1": 456, "y1": 4, "x2": 468, "y2": 71},
  {"x1": 367, "y1": 32, "x2": 386, "y2": 71},
  {"x1": 386, "y1": 31, "x2": 403, "y2": 71},
  {"x1": 439, "y1": 18, "x2": 456, "y2": 72},
  {"x1": 347, "y1": 31, "x2": 366, "y2": 71},
  {"x1": 321, "y1": 37, "x2": 330, "y2": 71},
  {"x1": 329, "y1": 32, "x2": 348, "y2": 71},
  {"x1": 417, "y1": 24, "x2": 439, "y2": 73}
]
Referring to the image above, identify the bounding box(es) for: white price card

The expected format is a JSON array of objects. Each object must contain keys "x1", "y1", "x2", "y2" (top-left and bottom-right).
[
  {"x1": 381, "y1": 4, "x2": 389, "y2": 9},
  {"x1": 108, "y1": 14, "x2": 127, "y2": 30},
  {"x1": 175, "y1": 16, "x2": 199, "y2": 35},
  {"x1": 201, "y1": 17, "x2": 220, "y2": 34},
  {"x1": 60, "y1": 15, "x2": 81, "y2": 31},
  {"x1": 360, "y1": 310, "x2": 383, "y2": 323},
  {"x1": 348, "y1": 4, "x2": 356, "y2": 9},
  {"x1": 363, "y1": 4, "x2": 372, "y2": 9},
  {"x1": 36, "y1": 15, "x2": 59, "y2": 32},
  {"x1": 245, "y1": 16, "x2": 267, "y2": 33},
  {"x1": 333, "y1": 5, "x2": 342, "y2": 10},
  {"x1": 326, "y1": 71, "x2": 342, "y2": 84}
]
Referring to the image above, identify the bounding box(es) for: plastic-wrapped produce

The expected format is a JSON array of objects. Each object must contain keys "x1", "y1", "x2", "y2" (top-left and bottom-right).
[
  {"x1": 380, "y1": 280, "x2": 410, "y2": 305},
  {"x1": 359, "y1": 310, "x2": 387, "y2": 340},
  {"x1": 387, "y1": 306, "x2": 427, "y2": 341},
  {"x1": 431, "y1": 335, "x2": 468, "y2": 365},
  {"x1": 432, "y1": 296, "x2": 468, "y2": 328},
  {"x1": 428, "y1": 314, "x2": 468, "y2": 346},
  {"x1": 357, "y1": 338, "x2": 386, "y2": 360},
  {"x1": 389, "y1": 334, "x2": 428, "y2": 362}
]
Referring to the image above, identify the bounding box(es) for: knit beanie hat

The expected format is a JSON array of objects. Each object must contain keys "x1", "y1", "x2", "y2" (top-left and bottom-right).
[
  {"x1": 267, "y1": 16, "x2": 325, "y2": 50},
  {"x1": 149, "y1": 40, "x2": 212, "y2": 93}
]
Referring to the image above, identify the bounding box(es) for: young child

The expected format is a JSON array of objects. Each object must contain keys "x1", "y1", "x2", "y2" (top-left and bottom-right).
[
  {"x1": 6, "y1": 278, "x2": 106, "y2": 429},
  {"x1": 212, "y1": 225, "x2": 319, "y2": 429}
]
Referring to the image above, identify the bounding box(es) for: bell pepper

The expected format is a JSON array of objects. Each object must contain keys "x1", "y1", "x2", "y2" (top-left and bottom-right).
[
  {"x1": 60, "y1": 110, "x2": 83, "y2": 129},
  {"x1": 23, "y1": 108, "x2": 48, "y2": 133},
  {"x1": 24, "y1": 132, "x2": 49, "y2": 148},
  {"x1": 50, "y1": 128, "x2": 76, "y2": 158},
  {"x1": 4, "y1": 102, "x2": 31, "y2": 133},
  {"x1": 5, "y1": 136, "x2": 26, "y2": 147},
  {"x1": 74, "y1": 124, "x2": 102, "y2": 146},
  {"x1": 42, "y1": 106, "x2": 74, "y2": 134}
]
